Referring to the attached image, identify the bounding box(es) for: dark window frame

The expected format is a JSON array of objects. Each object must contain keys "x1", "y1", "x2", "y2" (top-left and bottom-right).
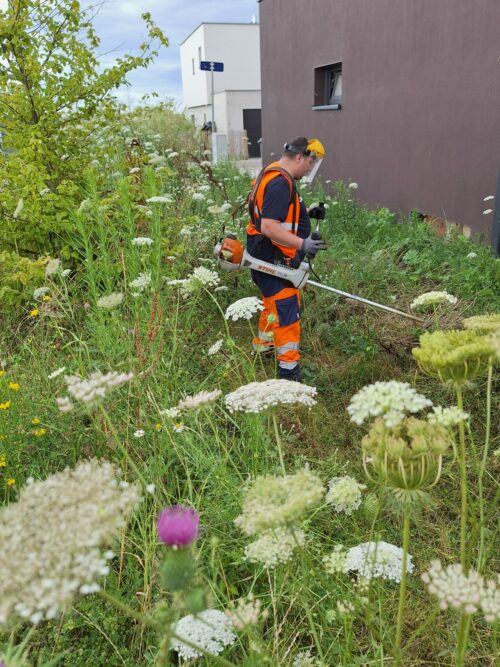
[{"x1": 313, "y1": 62, "x2": 342, "y2": 111}]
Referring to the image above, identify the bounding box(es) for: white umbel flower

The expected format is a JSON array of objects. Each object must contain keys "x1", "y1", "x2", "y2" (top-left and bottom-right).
[
  {"x1": 225, "y1": 297, "x2": 263, "y2": 321},
  {"x1": 97, "y1": 292, "x2": 123, "y2": 310},
  {"x1": 427, "y1": 406, "x2": 469, "y2": 427},
  {"x1": 226, "y1": 379, "x2": 317, "y2": 414},
  {"x1": 171, "y1": 609, "x2": 236, "y2": 660},
  {"x1": 129, "y1": 272, "x2": 151, "y2": 294},
  {"x1": 208, "y1": 339, "x2": 224, "y2": 356},
  {"x1": 0, "y1": 460, "x2": 141, "y2": 627},
  {"x1": 48, "y1": 367, "x2": 66, "y2": 380},
  {"x1": 62, "y1": 370, "x2": 134, "y2": 406},
  {"x1": 347, "y1": 381, "x2": 432, "y2": 427},
  {"x1": 326, "y1": 476, "x2": 366, "y2": 515},
  {"x1": 225, "y1": 594, "x2": 268, "y2": 630},
  {"x1": 159, "y1": 407, "x2": 180, "y2": 419},
  {"x1": 410, "y1": 291, "x2": 458, "y2": 311},
  {"x1": 146, "y1": 195, "x2": 172, "y2": 204},
  {"x1": 45, "y1": 258, "x2": 61, "y2": 277},
  {"x1": 422, "y1": 560, "x2": 500, "y2": 622},
  {"x1": 131, "y1": 236, "x2": 154, "y2": 246},
  {"x1": 177, "y1": 389, "x2": 222, "y2": 411},
  {"x1": 348, "y1": 182, "x2": 359, "y2": 190},
  {"x1": 191, "y1": 266, "x2": 220, "y2": 288},
  {"x1": 33, "y1": 286, "x2": 50, "y2": 300},
  {"x1": 344, "y1": 541, "x2": 414, "y2": 583},
  {"x1": 235, "y1": 469, "x2": 324, "y2": 536},
  {"x1": 244, "y1": 527, "x2": 306, "y2": 569}
]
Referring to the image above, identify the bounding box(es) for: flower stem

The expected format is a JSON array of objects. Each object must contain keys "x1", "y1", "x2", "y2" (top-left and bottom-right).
[
  {"x1": 455, "y1": 385, "x2": 468, "y2": 572},
  {"x1": 455, "y1": 613, "x2": 472, "y2": 667},
  {"x1": 271, "y1": 412, "x2": 286, "y2": 474},
  {"x1": 477, "y1": 362, "x2": 493, "y2": 572},
  {"x1": 394, "y1": 509, "x2": 410, "y2": 662}
]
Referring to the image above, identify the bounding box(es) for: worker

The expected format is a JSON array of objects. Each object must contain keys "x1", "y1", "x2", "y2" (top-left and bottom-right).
[{"x1": 246, "y1": 137, "x2": 327, "y2": 381}]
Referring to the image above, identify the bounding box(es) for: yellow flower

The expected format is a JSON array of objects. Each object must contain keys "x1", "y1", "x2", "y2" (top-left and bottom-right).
[
  {"x1": 30, "y1": 309, "x2": 39, "y2": 317},
  {"x1": 31, "y1": 417, "x2": 41, "y2": 425},
  {"x1": 0, "y1": 455, "x2": 6, "y2": 467},
  {"x1": 155, "y1": 423, "x2": 162, "y2": 431},
  {"x1": 0, "y1": 401, "x2": 11, "y2": 410},
  {"x1": 33, "y1": 428, "x2": 47, "y2": 437},
  {"x1": 0, "y1": 370, "x2": 5, "y2": 377},
  {"x1": 42, "y1": 295, "x2": 52, "y2": 302},
  {"x1": 6, "y1": 478, "x2": 15, "y2": 486},
  {"x1": 8, "y1": 382, "x2": 20, "y2": 391}
]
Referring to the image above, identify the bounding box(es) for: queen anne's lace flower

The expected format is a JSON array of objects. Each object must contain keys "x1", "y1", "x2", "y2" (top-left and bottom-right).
[
  {"x1": 48, "y1": 367, "x2": 66, "y2": 380},
  {"x1": 244, "y1": 527, "x2": 305, "y2": 569},
  {"x1": 0, "y1": 460, "x2": 141, "y2": 627},
  {"x1": 131, "y1": 236, "x2": 154, "y2": 246},
  {"x1": 410, "y1": 291, "x2": 458, "y2": 310},
  {"x1": 97, "y1": 292, "x2": 123, "y2": 309},
  {"x1": 225, "y1": 379, "x2": 317, "y2": 414},
  {"x1": 225, "y1": 594, "x2": 268, "y2": 630},
  {"x1": 326, "y1": 476, "x2": 366, "y2": 515},
  {"x1": 146, "y1": 195, "x2": 172, "y2": 204},
  {"x1": 422, "y1": 560, "x2": 500, "y2": 622},
  {"x1": 177, "y1": 389, "x2": 222, "y2": 411},
  {"x1": 208, "y1": 339, "x2": 224, "y2": 356},
  {"x1": 235, "y1": 469, "x2": 324, "y2": 535},
  {"x1": 225, "y1": 297, "x2": 264, "y2": 321},
  {"x1": 33, "y1": 287, "x2": 50, "y2": 300},
  {"x1": 344, "y1": 541, "x2": 414, "y2": 583},
  {"x1": 129, "y1": 272, "x2": 151, "y2": 294},
  {"x1": 347, "y1": 381, "x2": 432, "y2": 427},
  {"x1": 427, "y1": 406, "x2": 469, "y2": 427},
  {"x1": 45, "y1": 258, "x2": 61, "y2": 277},
  {"x1": 61, "y1": 370, "x2": 134, "y2": 406},
  {"x1": 170, "y1": 609, "x2": 236, "y2": 660},
  {"x1": 323, "y1": 545, "x2": 347, "y2": 574},
  {"x1": 462, "y1": 313, "x2": 500, "y2": 334},
  {"x1": 412, "y1": 330, "x2": 495, "y2": 384}
]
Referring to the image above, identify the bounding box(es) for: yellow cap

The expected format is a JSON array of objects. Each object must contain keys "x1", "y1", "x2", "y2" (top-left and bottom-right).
[{"x1": 306, "y1": 138, "x2": 325, "y2": 159}]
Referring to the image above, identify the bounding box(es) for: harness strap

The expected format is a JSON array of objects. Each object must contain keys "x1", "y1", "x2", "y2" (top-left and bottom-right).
[{"x1": 248, "y1": 166, "x2": 297, "y2": 233}]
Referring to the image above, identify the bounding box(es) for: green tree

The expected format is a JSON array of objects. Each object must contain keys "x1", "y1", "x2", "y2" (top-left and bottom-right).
[{"x1": 0, "y1": 0, "x2": 168, "y2": 254}]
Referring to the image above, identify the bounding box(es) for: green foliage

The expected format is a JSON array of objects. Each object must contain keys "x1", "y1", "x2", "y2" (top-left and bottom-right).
[
  {"x1": 0, "y1": 250, "x2": 47, "y2": 312},
  {"x1": 0, "y1": 0, "x2": 168, "y2": 253}
]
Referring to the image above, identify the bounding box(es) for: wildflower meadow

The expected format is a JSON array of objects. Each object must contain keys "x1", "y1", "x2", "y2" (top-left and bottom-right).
[{"x1": 1, "y1": 3, "x2": 499, "y2": 666}]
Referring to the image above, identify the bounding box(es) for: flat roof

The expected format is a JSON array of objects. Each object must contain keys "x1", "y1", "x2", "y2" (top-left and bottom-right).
[{"x1": 180, "y1": 22, "x2": 259, "y2": 46}]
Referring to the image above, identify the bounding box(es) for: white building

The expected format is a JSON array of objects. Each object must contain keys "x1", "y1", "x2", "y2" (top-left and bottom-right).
[{"x1": 180, "y1": 23, "x2": 261, "y2": 158}]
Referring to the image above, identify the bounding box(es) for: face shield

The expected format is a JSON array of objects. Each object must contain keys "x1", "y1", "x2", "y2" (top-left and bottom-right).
[{"x1": 301, "y1": 156, "x2": 323, "y2": 185}]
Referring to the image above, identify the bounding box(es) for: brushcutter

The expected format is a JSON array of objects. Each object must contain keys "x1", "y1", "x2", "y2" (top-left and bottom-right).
[{"x1": 214, "y1": 209, "x2": 423, "y2": 323}]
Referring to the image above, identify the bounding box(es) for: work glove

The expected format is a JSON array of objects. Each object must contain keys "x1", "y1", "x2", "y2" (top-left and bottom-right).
[
  {"x1": 302, "y1": 234, "x2": 327, "y2": 256},
  {"x1": 308, "y1": 202, "x2": 326, "y2": 220}
]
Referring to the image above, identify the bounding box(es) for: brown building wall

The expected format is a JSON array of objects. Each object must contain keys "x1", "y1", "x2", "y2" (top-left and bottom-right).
[{"x1": 259, "y1": 0, "x2": 500, "y2": 235}]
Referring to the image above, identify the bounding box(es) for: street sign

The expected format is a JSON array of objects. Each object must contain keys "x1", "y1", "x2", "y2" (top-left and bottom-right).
[{"x1": 200, "y1": 60, "x2": 224, "y2": 72}]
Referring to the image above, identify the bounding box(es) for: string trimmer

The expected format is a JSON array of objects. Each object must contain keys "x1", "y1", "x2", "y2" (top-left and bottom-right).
[{"x1": 214, "y1": 205, "x2": 423, "y2": 322}]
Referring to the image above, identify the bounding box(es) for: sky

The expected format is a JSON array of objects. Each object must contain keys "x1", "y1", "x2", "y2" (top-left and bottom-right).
[
  {"x1": 81, "y1": 0, "x2": 260, "y2": 108},
  {"x1": 0, "y1": 0, "x2": 259, "y2": 107}
]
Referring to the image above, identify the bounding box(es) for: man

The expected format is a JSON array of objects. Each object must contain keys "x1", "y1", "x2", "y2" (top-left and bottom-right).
[{"x1": 246, "y1": 137, "x2": 327, "y2": 380}]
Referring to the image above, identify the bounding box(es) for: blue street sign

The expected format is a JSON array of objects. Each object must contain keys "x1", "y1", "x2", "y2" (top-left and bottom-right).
[{"x1": 200, "y1": 60, "x2": 224, "y2": 72}]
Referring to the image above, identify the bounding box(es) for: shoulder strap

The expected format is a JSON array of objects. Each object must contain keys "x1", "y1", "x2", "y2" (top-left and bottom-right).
[{"x1": 248, "y1": 166, "x2": 297, "y2": 232}]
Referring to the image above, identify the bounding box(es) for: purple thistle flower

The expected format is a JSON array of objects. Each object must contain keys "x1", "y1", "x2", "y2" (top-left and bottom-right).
[{"x1": 157, "y1": 505, "x2": 200, "y2": 547}]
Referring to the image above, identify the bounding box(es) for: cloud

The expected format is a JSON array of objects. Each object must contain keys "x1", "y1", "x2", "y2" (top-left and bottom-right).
[
  {"x1": 84, "y1": 0, "x2": 259, "y2": 106},
  {"x1": 1, "y1": 0, "x2": 258, "y2": 107}
]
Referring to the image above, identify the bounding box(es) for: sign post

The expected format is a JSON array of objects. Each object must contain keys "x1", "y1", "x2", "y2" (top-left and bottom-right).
[{"x1": 200, "y1": 61, "x2": 224, "y2": 157}]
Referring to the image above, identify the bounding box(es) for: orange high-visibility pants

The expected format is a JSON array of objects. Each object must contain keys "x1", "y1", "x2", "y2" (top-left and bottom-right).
[{"x1": 252, "y1": 287, "x2": 301, "y2": 378}]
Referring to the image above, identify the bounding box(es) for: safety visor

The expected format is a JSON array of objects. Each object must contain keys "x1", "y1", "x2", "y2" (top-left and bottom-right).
[{"x1": 301, "y1": 157, "x2": 323, "y2": 184}]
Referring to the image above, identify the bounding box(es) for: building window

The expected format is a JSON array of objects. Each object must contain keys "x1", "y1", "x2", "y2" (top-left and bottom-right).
[
  {"x1": 198, "y1": 46, "x2": 202, "y2": 64},
  {"x1": 192, "y1": 58, "x2": 195, "y2": 75},
  {"x1": 313, "y1": 63, "x2": 342, "y2": 109}
]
